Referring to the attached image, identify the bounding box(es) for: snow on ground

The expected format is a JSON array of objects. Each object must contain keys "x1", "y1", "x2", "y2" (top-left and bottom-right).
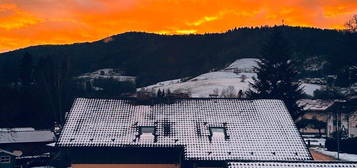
[
  {"x1": 76, "y1": 68, "x2": 136, "y2": 82},
  {"x1": 141, "y1": 58, "x2": 259, "y2": 97},
  {"x1": 142, "y1": 72, "x2": 255, "y2": 97},
  {"x1": 303, "y1": 138, "x2": 326, "y2": 147},
  {"x1": 141, "y1": 58, "x2": 322, "y2": 97},
  {"x1": 301, "y1": 83, "x2": 323, "y2": 96},
  {"x1": 191, "y1": 71, "x2": 240, "y2": 81},
  {"x1": 224, "y1": 58, "x2": 259, "y2": 72},
  {"x1": 143, "y1": 79, "x2": 182, "y2": 89},
  {"x1": 313, "y1": 148, "x2": 357, "y2": 161}
]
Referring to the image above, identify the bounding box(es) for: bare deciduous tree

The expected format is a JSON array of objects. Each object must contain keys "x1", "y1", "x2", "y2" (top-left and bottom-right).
[
  {"x1": 212, "y1": 88, "x2": 220, "y2": 95},
  {"x1": 220, "y1": 86, "x2": 237, "y2": 98},
  {"x1": 345, "y1": 14, "x2": 357, "y2": 32}
]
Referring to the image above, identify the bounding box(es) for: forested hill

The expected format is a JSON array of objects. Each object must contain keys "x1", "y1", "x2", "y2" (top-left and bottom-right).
[{"x1": 0, "y1": 26, "x2": 355, "y2": 87}]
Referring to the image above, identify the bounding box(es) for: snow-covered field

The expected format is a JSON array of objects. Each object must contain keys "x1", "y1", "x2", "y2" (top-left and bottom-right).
[
  {"x1": 141, "y1": 58, "x2": 323, "y2": 97},
  {"x1": 141, "y1": 58, "x2": 259, "y2": 97},
  {"x1": 224, "y1": 58, "x2": 259, "y2": 72},
  {"x1": 313, "y1": 148, "x2": 357, "y2": 161}
]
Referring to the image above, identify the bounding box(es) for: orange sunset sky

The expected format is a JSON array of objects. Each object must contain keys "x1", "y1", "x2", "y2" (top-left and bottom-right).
[{"x1": 1, "y1": 0, "x2": 357, "y2": 53}]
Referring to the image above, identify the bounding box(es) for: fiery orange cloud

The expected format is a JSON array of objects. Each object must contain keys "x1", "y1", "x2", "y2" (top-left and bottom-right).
[
  {"x1": 0, "y1": 0, "x2": 357, "y2": 52},
  {"x1": 0, "y1": 3, "x2": 42, "y2": 30}
]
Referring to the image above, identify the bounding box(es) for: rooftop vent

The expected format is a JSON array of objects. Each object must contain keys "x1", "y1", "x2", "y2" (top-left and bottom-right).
[
  {"x1": 135, "y1": 125, "x2": 159, "y2": 143},
  {"x1": 209, "y1": 127, "x2": 227, "y2": 140},
  {"x1": 139, "y1": 126, "x2": 156, "y2": 139}
]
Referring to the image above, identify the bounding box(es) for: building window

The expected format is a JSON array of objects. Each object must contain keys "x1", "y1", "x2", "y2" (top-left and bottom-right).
[
  {"x1": 209, "y1": 127, "x2": 226, "y2": 140},
  {"x1": 0, "y1": 156, "x2": 11, "y2": 163},
  {"x1": 140, "y1": 126, "x2": 155, "y2": 137}
]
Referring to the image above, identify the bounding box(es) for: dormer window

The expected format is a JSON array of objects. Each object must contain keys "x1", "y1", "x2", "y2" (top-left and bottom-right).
[
  {"x1": 140, "y1": 126, "x2": 155, "y2": 138},
  {"x1": 209, "y1": 127, "x2": 227, "y2": 140}
]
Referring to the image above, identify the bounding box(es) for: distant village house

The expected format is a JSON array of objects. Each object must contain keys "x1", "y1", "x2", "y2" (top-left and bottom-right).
[
  {"x1": 0, "y1": 128, "x2": 56, "y2": 168},
  {"x1": 297, "y1": 99, "x2": 335, "y2": 137},
  {"x1": 326, "y1": 96, "x2": 357, "y2": 138}
]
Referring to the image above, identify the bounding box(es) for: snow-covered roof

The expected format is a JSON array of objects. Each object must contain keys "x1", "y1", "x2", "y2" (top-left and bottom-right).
[
  {"x1": 0, "y1": 127, "x2": 35, "y2": 132},
  {"x1": 0, "y1": 129, "x2": 56, "y2": 144},
  {"x1": 58, "y1": 98, "x2": 311, "y2": 161},
  {"x1": 228, "y1": 161, "x2": 357, "y2": 168},
  {"x1": 298, "y1": 99, "x2": 335, "y2": 111}
]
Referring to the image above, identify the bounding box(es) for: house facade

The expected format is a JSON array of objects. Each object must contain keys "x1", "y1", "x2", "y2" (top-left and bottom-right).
[
  {"x1": 326, "y1": 97, "x2": 357, "y2": 138},
  {"x1": 0, "y1": 149, "x2": 20, "y2": 168},
  {"x1": 297, "y1": 99, "x2": 335, "y2": 137},
  {"x1": 0, "y1": 128, "x2": 56, "y2": 167},
  {"x1": 58, "y1": 98, "x2": 357, "y2": 168}
]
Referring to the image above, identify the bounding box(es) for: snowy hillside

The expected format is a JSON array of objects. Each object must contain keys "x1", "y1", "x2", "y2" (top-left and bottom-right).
[
  {"x1": 141, "y1": 58, "x2": 322, "y2": 97},
  {"x1": 141, "y1": 58, "x2": 258, "y2": 97},
  {"x1": 224, "y1": 58, "x2": 259, "y2": 73}
]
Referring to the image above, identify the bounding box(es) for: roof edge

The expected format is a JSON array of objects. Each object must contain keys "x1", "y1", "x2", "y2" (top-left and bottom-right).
[{"x1": 227, "y1": 160, "x2": 357, "y2": 164}]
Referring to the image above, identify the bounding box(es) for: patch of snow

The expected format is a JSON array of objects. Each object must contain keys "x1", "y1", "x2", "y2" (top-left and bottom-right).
[
  {"x1": 190, "y1": 71, "x2": 239, "y2": 81},
  {"x1": 224, "y1": 58, "x2": 260, "y2": 73},
  {"x1": 313, "y1": 148, "x2": 357, "y2": 161},
  {"x1": 301, "y1": 83, "x2": 324, "y2": 96},
  {"x1": 76, "y1": 68, "x2": 136, "y2": 83},
  {"x1": 302, "y1": 78, "x2": 327, "y2": 85},
  {"x1": 143, "y1": 79, "x2": 182, "y2": 89},
  {"x1": 304, "y1": 138, "x2": 326, "y2": 147},
  {"x1": 46, "y1": 142, "x2": 56, "y2": 147}
]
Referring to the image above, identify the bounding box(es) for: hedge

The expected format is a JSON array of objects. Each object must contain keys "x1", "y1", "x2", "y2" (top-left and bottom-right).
[{"x1": 325, "y1": 137, "x2": 357, "y2": 154}]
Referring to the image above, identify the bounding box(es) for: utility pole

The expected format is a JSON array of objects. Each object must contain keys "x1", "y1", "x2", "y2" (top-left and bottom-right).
[{"x1": 337, "y1": 110, "x2": 341, "y2": 160}]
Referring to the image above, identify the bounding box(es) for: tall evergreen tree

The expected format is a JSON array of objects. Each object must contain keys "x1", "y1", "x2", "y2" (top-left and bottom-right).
[{"x1": 246, "y1": 27, "x2": 304, "y2": 120}]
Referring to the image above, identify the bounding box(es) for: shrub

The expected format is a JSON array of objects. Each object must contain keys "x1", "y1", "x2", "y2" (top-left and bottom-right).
[{"x1": 325, "y1": 137, "x2": 357, "y2": 154}]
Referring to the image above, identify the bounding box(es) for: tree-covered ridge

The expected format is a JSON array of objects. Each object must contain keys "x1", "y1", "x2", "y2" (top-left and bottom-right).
[{"x1": 1, "y1": 26, "x2": 354, "y2": 87}]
